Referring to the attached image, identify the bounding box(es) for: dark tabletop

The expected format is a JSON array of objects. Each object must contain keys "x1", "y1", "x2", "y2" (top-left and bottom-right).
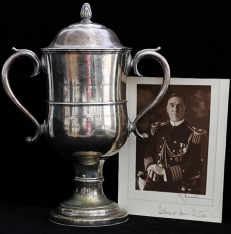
[{"x1": 0, "y1": 204, "x2": 230, "y2": 234}]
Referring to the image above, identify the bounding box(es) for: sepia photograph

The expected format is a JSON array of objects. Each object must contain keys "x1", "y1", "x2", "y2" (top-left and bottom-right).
[
  {"x1": 119, "y1": 77, "x2": 229, "y2": 223},
  {"x1": 136, "y1": 84, "x2": 210, "y2": 195}
]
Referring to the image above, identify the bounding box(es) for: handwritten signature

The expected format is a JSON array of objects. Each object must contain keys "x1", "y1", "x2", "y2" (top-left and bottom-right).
[
  {"x1": 158, "y1": 204, "x2": 211, "y2": 219},
  {"x1": 192, "y1": 209, "x2": 208, "y2": 218},
  {"x1": 178, "y1": 194, "x2": 211, "y2": 202},
  {"x1": 179, "y1": 208, "x2": 188, "y2": 216},
  {"x1": 158, "y1": 204, "x2": 177, "y2": 216}
]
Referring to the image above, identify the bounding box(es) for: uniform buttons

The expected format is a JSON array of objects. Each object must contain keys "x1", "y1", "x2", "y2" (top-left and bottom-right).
[
  {"x1": 168, "y1": 165, "x2": 170, "y2": 167},
  {"x1": 159, "y1": 153, "x2": 161, "y2": 156},
  {"x1": 182, "y1": 169, "x2": 185, "y2": 173},
  {"x1": 173, "y1": 150, "x2": 175, "y2": 153},
  {"x1": 175, "y1": 157, "x2": 179, "y2": 162},
  {"x1": 174, "y1": 141, "x2": 177, "y2": 144},
  {"x1": 170, "y1": 158, "x2": 173, "y2": 161},
  {"x1": 162, "y1": 137, "x2": 165, "y2": 140},
  {"x1": 160, "y1": 145, "x2": 162, "y2": 148}
]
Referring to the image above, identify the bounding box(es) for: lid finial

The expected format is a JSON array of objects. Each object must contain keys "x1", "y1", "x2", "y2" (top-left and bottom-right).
[{"x1": 80, "y1": 3, "x2": 92, "y2": 21}]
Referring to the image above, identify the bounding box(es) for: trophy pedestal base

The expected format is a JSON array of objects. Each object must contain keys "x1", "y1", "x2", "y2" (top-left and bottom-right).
[
  {"x1": 49, "y1": 202, "x2": 128, "y2": 227},
  {"x1": 49, "y1": 154, "x2": 128, "y2": 227}
]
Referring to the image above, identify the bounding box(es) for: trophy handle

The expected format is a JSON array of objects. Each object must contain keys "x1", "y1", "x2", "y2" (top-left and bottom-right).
[
  {"x1": 130, "y1": 47, "x2": 171, "y2": 139},
  {"x1": 1, "y1": 47, "x2": 45, "y2": 143}
]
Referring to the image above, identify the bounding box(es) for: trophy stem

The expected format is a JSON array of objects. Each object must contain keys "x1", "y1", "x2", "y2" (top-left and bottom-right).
[{"x1": 49, "y1": 152, "x2": 128, "y2": 227}]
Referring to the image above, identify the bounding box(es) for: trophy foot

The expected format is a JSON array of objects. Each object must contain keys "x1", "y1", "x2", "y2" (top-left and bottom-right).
[
  {"x1": 49, "y1": 152, "x2": 128, "y2": 227},
  {"x1": 49, "y1": 202, "x2": 128, "y2": 227}
]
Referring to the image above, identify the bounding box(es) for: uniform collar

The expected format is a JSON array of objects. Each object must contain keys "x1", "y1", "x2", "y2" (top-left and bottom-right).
[
  {"x1": 167, "y1": 120, "x2": 189, "y2": 142},
  {"x1": 170, "y1": 119, "x2": 185, "y2": 127}
]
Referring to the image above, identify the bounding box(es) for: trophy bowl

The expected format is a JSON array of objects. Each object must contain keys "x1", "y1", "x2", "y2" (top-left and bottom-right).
[{"x1": 1, "y1": 3, "x2": 170, "y2": 226}]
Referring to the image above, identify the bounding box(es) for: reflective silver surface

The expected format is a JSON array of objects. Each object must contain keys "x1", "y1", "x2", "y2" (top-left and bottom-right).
[
  {"x1": 1, "y1": 47, "x2": 46, "y2": 143},
  {"x1": 44, "y1": 3, "x2": 128, "y2": 50},
  {"x1": 50, "y1": 158, "x2": 128, "y2": 227},
  {"x1": 43, "y1": 51, "x2": 131, "y2": 157},
  {"x1": 1, "y1": 3, "x2": 170, "y2": 227}
]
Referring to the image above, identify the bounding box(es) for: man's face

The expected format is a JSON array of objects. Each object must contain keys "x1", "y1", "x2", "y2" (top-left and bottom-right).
[{"x1": 166, "y1": 96, "x2": 186, "y2": 122}]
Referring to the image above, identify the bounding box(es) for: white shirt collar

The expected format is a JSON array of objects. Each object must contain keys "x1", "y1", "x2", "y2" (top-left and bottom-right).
[{"x1": 170, "y1": 119, "x2": 185, "y2": 127}]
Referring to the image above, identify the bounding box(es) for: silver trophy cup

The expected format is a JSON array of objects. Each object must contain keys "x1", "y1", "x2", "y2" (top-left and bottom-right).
[{"x1": 1, "y1": 3, "x2": 170, "y2": 227}]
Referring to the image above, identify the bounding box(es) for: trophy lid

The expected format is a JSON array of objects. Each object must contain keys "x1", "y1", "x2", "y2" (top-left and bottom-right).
[{"x1": 42, "y1": 3, "x2": 130, "y2": 51}]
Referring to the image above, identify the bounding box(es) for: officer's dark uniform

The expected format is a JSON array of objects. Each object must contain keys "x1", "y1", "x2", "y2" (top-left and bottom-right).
[{"x1": 143, "y1": 120, "x2": 206, "y2": 193}]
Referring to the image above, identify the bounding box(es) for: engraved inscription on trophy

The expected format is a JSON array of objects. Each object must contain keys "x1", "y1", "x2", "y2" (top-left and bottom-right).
[
  {"x1": 80, "y1": 187, "x2": 98, "y2": 197},
  {"x1": 63, "y1": 83, "x2": 97, "y2": 91},
  {"x1": 63, "y1": 82, "x2": 112, "y2": 89},
  {"x1": 61, "y1": 82, "x2": 114, "y2": 102},
  {"x1": 64, "y1": 113, "x2": 118, "y2": 136}
]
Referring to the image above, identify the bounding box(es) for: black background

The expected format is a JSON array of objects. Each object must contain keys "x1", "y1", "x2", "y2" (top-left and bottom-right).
[{"x1": 0, "y1": 0, "x2": 230, "y2": 229}]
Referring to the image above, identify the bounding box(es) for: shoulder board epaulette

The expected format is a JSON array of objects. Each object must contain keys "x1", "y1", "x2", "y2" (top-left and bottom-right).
[
  {"x1": 187, "y1": 125, "x2": 207, "y2": 145},
  {"x1": 150, "y1": 121, "x2": 169, "y2": 136}
]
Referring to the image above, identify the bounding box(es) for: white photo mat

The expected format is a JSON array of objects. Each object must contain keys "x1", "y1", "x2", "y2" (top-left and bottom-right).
[{"x1": 118, "y1": 77, "x2": 229, "y2": 223}]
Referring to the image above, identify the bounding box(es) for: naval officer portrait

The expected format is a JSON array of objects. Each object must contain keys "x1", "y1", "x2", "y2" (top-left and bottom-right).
[{"x1": 138, "y1": 93, "x2": 207, "y2": 193}]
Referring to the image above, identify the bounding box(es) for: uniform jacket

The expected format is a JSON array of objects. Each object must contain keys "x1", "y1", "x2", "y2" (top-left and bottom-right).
[{"x1": 144, "y1": 120, "x2": 206, "y2": 192}]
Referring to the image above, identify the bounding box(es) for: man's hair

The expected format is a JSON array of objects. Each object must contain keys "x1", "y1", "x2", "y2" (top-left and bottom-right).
[{"x1": 167, "y1": 93, "x2": 187, "y2": 106}]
